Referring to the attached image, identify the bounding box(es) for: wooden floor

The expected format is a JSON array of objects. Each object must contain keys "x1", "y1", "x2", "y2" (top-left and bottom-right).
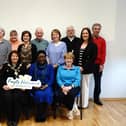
[{"x1": 0, "y1": 99, "x2": 126, "y2": 126}]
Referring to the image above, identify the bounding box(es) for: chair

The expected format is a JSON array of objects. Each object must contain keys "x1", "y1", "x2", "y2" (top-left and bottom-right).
[{"x1": 53, "y1": 77, "x2": 83, "y2": 120}]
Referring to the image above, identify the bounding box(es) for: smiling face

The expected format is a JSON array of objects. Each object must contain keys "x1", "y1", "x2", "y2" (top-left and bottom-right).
[
  {"x1": 11, "y1": 52, "x2": 19, "y2": 65},
  {"x1": 35, "y1": 28, "x2": 44, "y2": 40},
  {"x1": 66, "y1": 26, "x2": 75, "y2": 38},
  {"x1": 82, "y1": 29, "x2": 89, "y2": 41},
  {"x1": 23, "y1": 33, "x2": 30, "y2": 43},
  {"x1": 65, "y1": 57, "x2": 73, "y2": 66},
  {"x1": 92, "y1": 24, "x2": 101, "y2": 37},
  {"x1": 51, "y1": 31, "x2": 60, "y2": 42},
  {"x1": 0, "y1": 29, "x2": 4, "y2": 39},
  {"x1": 37, "y1": 53, "x2": 46, "y2": 64},
  {"x1": 10, "y1": 31, "x2": 18, "y2": 42}
]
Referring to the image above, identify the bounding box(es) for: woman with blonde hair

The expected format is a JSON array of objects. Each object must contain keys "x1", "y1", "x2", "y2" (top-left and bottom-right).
[{"x1": 56, "y1": 52, "x2": 81, "y2": 120}]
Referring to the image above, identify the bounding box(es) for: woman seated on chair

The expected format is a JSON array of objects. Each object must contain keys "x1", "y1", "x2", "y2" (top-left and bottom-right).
[
  {"x1": 56, "y1": 52, "x2": 81, "y2": 120},
  {"x1": 29, "y1": 50, "x2": 54, "y2": 122},
  {"x1": 0, "y1": 50, "x2": 27, "y2": 126}
]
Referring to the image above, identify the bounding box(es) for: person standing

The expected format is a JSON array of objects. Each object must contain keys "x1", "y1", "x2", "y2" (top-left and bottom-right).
[
  {"x1": 74, "y1": 27, "x2": 97, "y2": 108},
  {"x1": 18, "y1": 30, "x2": 37, "y2": 69},
  {"x1": 61, "y1": 26, "x2": 81, "y2": 53},
  {"x1": 17, "y1": 30, "x2": 37, "y2": 118},
  {"x1": 9, "y1": 30, "x2": 22, "y2": 51},
  {"x1": 92, "y1": 23, "x2": 106, "y2": 105},
  {"x1": 0, "y1": 27, "x2": 11, "y2": 70},
  {"x1": 46, "y1": 29, "x2": 67, "y2": 69},
  {"x1": 31, "y1": 27, "x2": 49, "y2": 51}
]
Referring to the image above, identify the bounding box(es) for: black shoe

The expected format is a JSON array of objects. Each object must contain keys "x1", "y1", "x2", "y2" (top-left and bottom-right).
[
  {"x1": 35, "y1": 117, "x2": 46, "y2": 122},
  {"x1": 12, "y1": 121, "x2": 18, "y2": 126},
  {"x1": 7, "y1": 121, "x2": 13, "y2": 126},
  {"x1": 40, "y1": 117, "x2": 46, "y2": 122},
  {"x1": 94, "y1": 100, "x2": 103, "y2": 106}
]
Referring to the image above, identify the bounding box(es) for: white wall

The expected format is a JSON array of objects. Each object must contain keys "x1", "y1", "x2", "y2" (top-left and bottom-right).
[{"x1": 0, "y1": 0, "x2": 126, "y2": 98}]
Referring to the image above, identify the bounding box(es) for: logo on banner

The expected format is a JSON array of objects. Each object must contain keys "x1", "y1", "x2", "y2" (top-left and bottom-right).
[{"x1": 7, "y1": 75, "x2": 41, "y2": 89}]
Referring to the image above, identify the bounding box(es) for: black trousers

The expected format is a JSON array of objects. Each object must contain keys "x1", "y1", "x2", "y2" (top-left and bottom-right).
[
  {"x1": 57, "y1": 87, "x2": 80, "y2": 110},
  {"x1": 35, "y1": 102, "x2": 48, "y2": 120},
  {"x1": 21, "y1": 90, "x2": 32, "y2": 119},
  {"x1": 93, "y1": 64, "x2": 103, "y2": 101},
  {"x1": 1, "y1": 90, "x2": 23, "y2": 122}
]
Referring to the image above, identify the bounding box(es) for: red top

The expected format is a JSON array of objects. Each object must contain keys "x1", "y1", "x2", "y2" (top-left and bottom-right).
[{"x1": 93, "y1": 36, "x2": 106, "y2": 65}]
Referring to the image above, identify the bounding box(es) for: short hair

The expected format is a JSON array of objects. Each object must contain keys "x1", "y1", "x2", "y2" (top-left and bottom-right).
[
  {"x1": 36, "y1": 50, "x2": 47, "y2": 63},
  {"x1": 0, "y1": 27, "x2": 5, "y2": 36},
  {"x1": 21, "y1": 30, "x2": 32, "y2": 42},
  {"x1": 66, "y1": 25, "x2": 75, "y2": 31},
  {"x1": 10, "y1": 30, "x2": 18, "y2": 36},
  {"x1": 80, "y1": 27, "x2": 92, "y2": 42},
  {"x1": 51, "y1": 29, "x2": 61, "y2": 40},
  {"x1": 36, "y1": 50, "x2": 46, "y2": 58},
  {"x1": 64, "y1": 52, "x2": 75, "y2": 59},
  {"x1": 92, "y1": 23, "x2": 102, "y2": 30},
  {"x1": 8, "y1": 50, "x2": 20, "y2": 65},
  {"x1": 35, "y1": 27, "x2": 44, "y2": 33}
]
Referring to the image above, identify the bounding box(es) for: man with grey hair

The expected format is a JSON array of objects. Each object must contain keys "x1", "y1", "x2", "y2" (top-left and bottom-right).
[
  {"x1": 31, "y1": 27, "x2": 49, "y2": 51},
  {"x1": 61, "y1": 26, "x2": 81, "y2": 52},
  {"x1": 92, "y1": 23, "x2": 106, "y2": 106},
  {"x1": 0, "y1": 27, "x2": 11, "y2": 70}
]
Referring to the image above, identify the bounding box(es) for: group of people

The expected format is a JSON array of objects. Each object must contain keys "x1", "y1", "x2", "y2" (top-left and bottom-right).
[{"x1": 0, "y1": 23, "x2": 106, "y2": 126}]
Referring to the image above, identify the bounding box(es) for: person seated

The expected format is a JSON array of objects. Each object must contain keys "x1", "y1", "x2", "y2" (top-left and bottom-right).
[
  {"x1": 29, "y1": 50, "x2": 54, "y2": 122},
  {"x1": 56, "y1": 52, "x2": 81, "y2": 120},
  {"x1": 0, "y1": 50, "x2": 27, "y2": 126}
]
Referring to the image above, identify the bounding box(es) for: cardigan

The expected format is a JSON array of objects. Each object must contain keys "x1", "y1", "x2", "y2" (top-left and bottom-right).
[
  {"x1": 74, "y1": 42, "x2": 97, "y2": 74},
  {"x1": 61, "y1": 36, "x2": 82, "y2": 52}
]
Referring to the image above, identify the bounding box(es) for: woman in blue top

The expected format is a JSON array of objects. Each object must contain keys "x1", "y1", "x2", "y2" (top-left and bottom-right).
[
  {"x1": 29, "y1": 50, "x2": 54, "y2": 122},
  {"x1": 46, "y1": 29, "x2": 67, "y2": 68},
  {"x1": 57, "y1": 52, "x2": 81, "y2": 120}
]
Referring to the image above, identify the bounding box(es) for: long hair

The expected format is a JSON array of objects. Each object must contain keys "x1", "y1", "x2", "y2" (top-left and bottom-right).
[{"x1": 80, "y1": 27, "x2": 92, "y2": 43}]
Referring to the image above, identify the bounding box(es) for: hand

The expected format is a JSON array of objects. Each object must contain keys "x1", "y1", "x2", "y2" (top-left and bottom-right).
[
  {"x1": 33, "y1": 86, "x2": 40, "y2": 89},
  {"x1": 27, "y1": 64, "x2": 31, "y2": 69},
  {"x1": 99, "y1": 65, "x2": 104, "y2": 72},
  {"x1": 53, "y1": 64, "x2": 58, "y2": 68},
  {"x1": 62, "y1": 86, "x2": 72, "y2": 95},
  {"x1": 80, "y1": 67, "x2": 84, "y2": 72},
  {"x1": 40, "y1": 84, "x2": 48, "y2": 90},
  {"x1": 3, "y1": 85, "x2": 11, "y2": 91}
]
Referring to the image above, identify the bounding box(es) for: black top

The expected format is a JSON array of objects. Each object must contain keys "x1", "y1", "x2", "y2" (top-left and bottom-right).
[
  {"x1": 61, "y1": 36, "x2": 82, "y2": 52},
  {"x1": 0, "y1": 63, "x2": 27, "y2": 89},
  {"x1": 74, "y1": 42, "x2": 97, "y2": 74}
]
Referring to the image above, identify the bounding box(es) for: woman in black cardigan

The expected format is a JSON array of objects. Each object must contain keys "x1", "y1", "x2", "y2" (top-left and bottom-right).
[
  {"x1": 0, "y1": 50, "x2": 27, "y2": 126},
  {"x1": 74, "y1": 27, "x2": 97, "y2": 108}
]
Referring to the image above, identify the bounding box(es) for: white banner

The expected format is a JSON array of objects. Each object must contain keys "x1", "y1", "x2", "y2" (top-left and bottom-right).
[{"x1": 6, "y1": 75, "x2": 41, "y2": 89}]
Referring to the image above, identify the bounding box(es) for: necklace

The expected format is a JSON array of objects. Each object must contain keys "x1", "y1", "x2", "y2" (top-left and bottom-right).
[{"x1": 8, "y1": 64, "x2": 22, "y2": 77}]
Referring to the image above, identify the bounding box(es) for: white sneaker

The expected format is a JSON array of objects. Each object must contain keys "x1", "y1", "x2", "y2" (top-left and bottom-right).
[
  {"x1": 67, "y1": 110, "x2": 73, "y2": 120},
  {"x1": 73, "y1": 108, "x2": 80, "y2": 116}
]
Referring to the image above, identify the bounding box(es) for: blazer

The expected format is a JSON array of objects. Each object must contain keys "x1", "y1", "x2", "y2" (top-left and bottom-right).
[{"x1": 74, "y1": 42, "x2": 97, "y2": 74}]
